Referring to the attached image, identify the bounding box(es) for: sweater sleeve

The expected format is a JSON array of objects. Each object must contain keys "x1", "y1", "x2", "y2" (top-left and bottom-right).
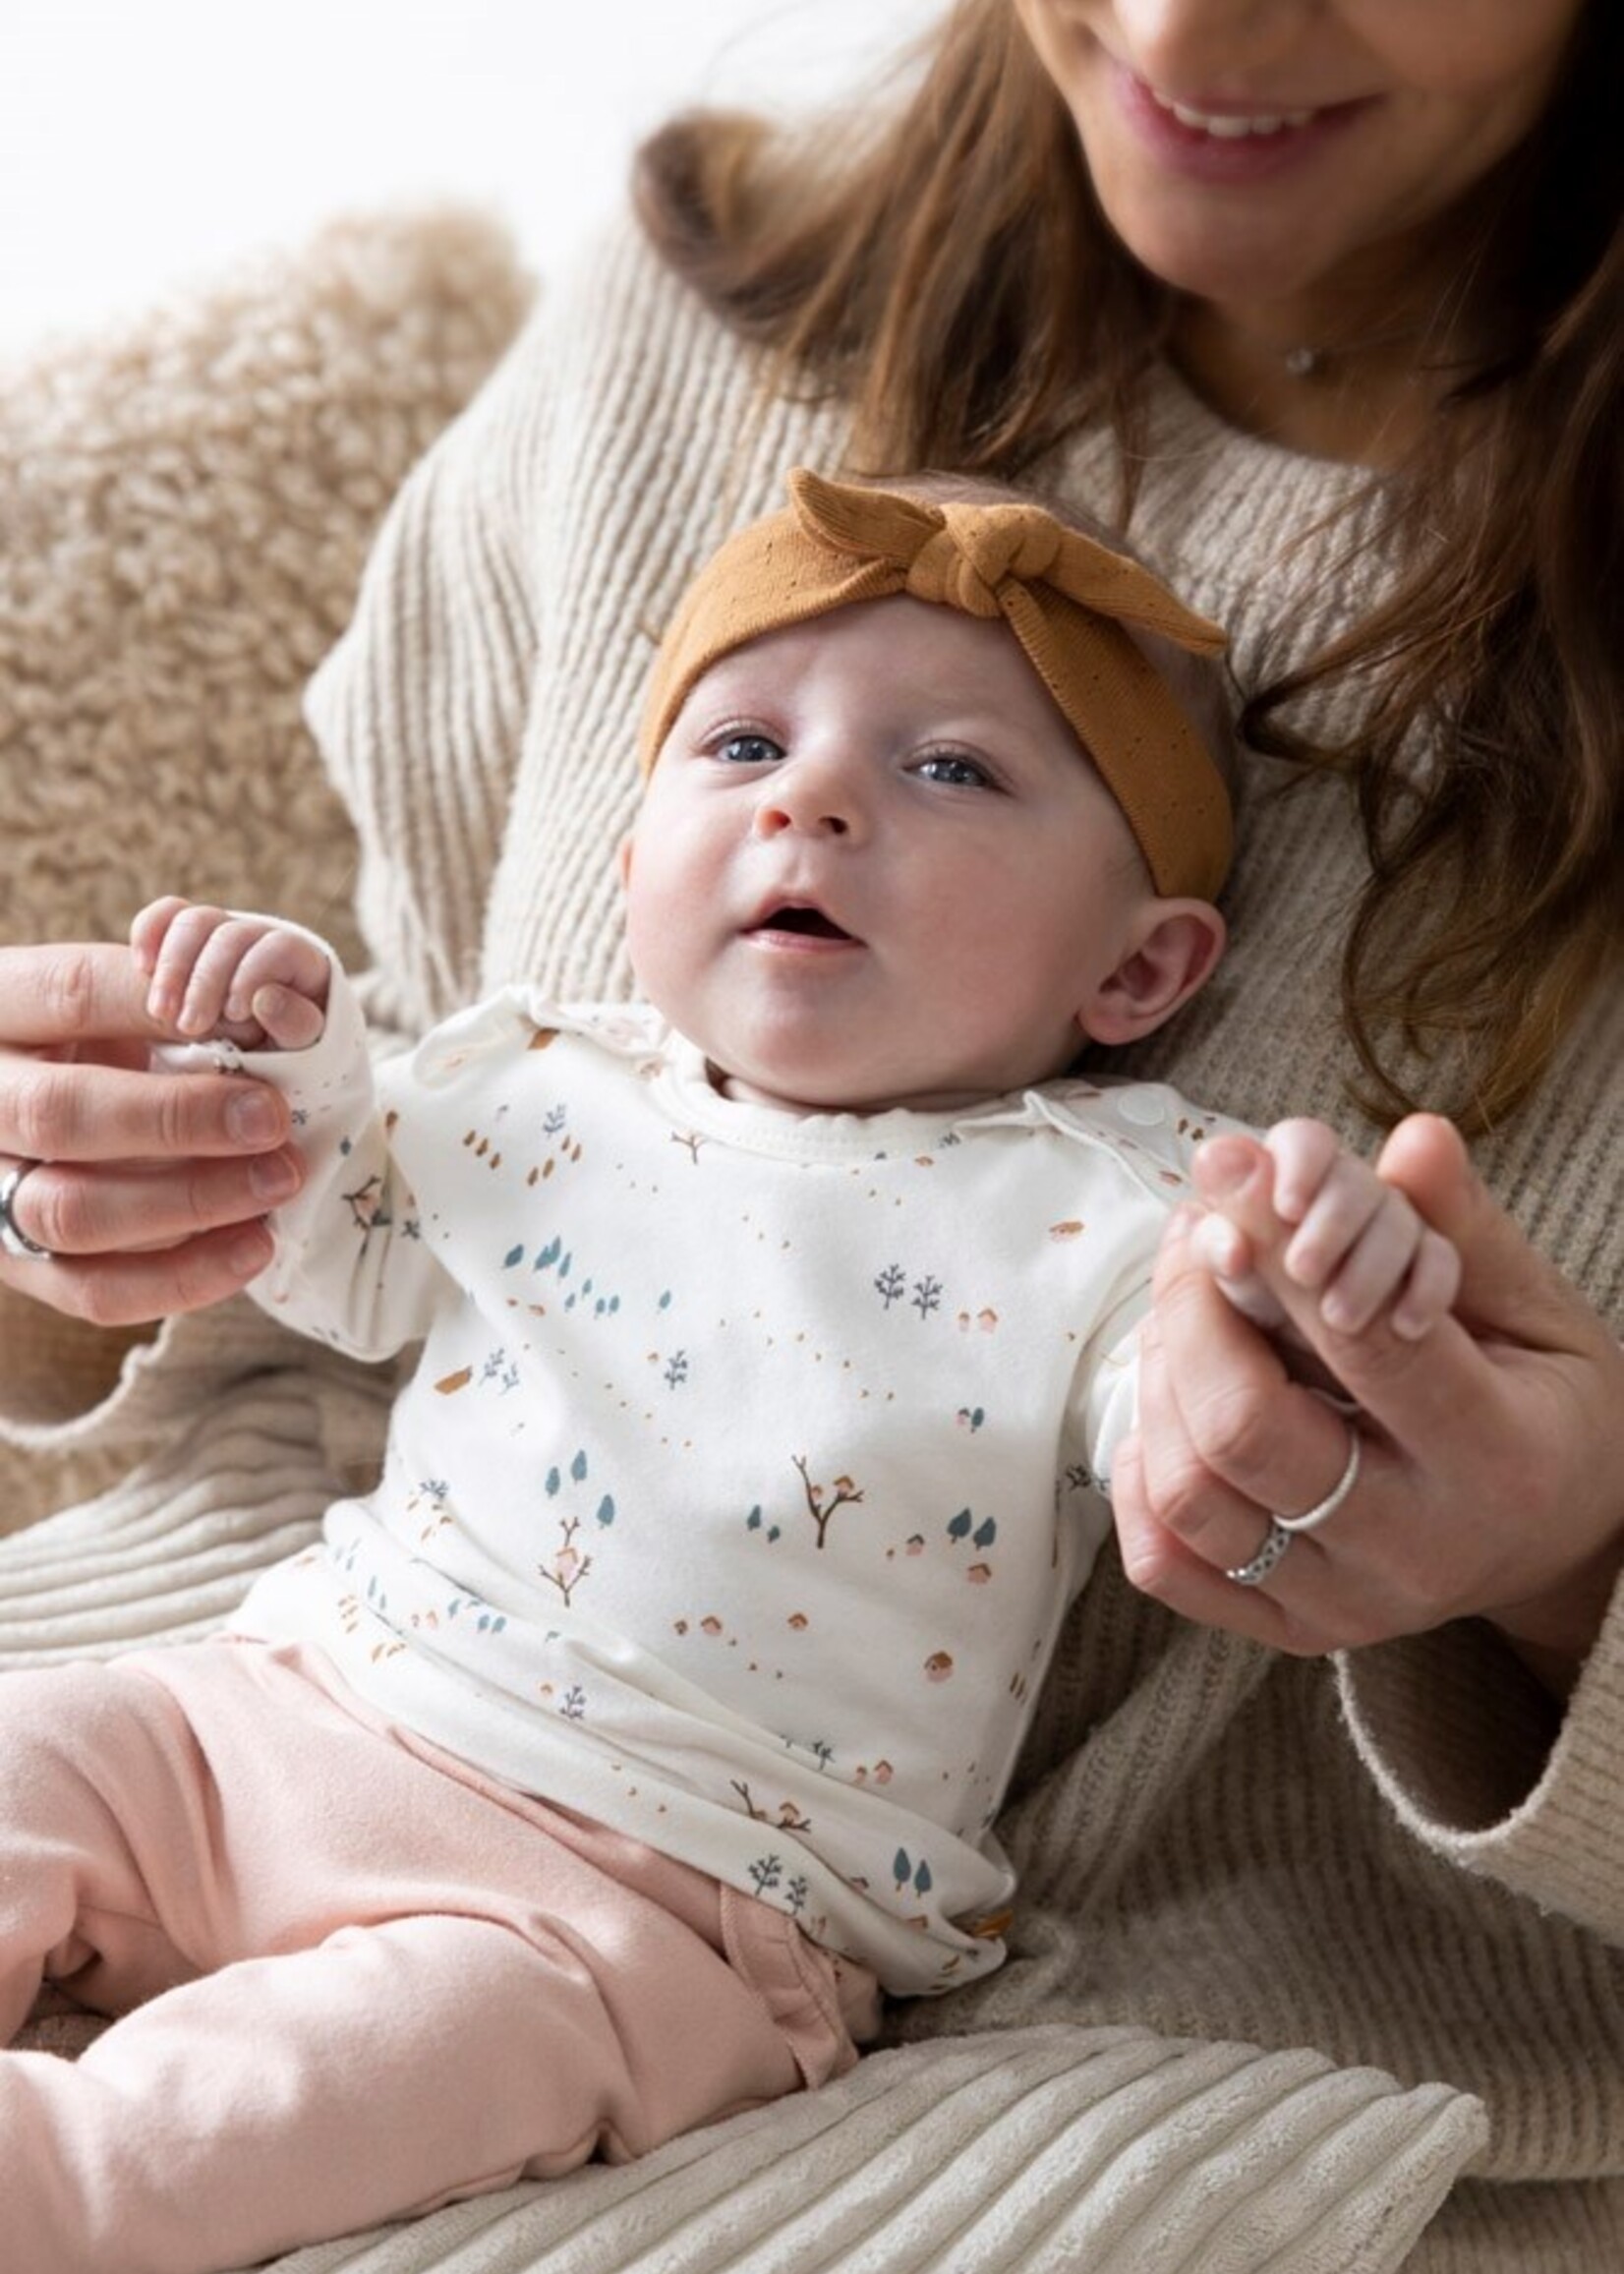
[{"x1": 1337, "y1": 1581, "x2": 1624, "y2": 1940}]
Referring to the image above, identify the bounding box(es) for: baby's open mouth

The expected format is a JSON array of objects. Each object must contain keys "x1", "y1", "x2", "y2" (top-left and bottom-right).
[{"x1": 754, "y1": 904, "x2": 854, "y2": 941}]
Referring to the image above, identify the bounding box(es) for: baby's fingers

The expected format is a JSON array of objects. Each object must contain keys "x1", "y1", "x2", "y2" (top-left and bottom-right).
[
  {"x1": 1312, "y1": 1187, "x2": 1426, "y2": 1334},
  {"x1": 1261, "y1": 1119, "x2": 1342, "y2": 1224},
  {"x1": 129, "y1": 896, "x2": 194, "y2": 975},
  {"x1": 141, "y1": 904, "x2": 249, "y2": 1035},
  {"x1": 1189, "y1": 1212, "x2": 1285, "y2": 1331},
  {"x1": 1277, "y1": 1151, "x2": 1386, "y2": 1299},
  {"x1": 246, "y1": 982, "x2": 325, "y2": 1051},
  {"x1": 224, "y1": 932, "x2": 329, "y2": 1028},
  {"x1": 1391, "y1": 1227, "x2": 1463, "y2": 1341}
]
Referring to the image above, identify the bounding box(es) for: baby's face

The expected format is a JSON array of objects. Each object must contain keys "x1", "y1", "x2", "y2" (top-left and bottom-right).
[{"x1": 622, "y1": 595, "x2": 1159, "y2": 1117}]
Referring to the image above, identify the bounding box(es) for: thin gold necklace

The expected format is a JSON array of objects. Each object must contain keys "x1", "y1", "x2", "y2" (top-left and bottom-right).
[{"x1": 1177, "y1": 298, "x2": 1468, "y2": 386}]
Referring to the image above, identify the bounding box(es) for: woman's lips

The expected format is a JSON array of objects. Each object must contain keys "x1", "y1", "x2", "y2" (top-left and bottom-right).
[{"x1": 1115, "y1": 62, "x2": 1371, "y2": 183}]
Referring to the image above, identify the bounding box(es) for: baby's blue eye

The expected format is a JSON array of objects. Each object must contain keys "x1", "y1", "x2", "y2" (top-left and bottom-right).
[
  {"x1": 914, "y1": 752, "x2": 993, "y2": 788},
  {"x1": 718, "y1": 732, "x2": 784, "y2": 766}
]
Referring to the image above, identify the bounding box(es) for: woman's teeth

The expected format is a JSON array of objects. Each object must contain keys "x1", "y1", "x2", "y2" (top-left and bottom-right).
[{"x1": 1151, "y1": 88, "x2": 1315, "y2": 138}]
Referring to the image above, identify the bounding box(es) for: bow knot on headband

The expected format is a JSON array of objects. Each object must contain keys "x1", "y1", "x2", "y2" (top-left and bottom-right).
[
  {"x1": 805, "y1": 484, "x2": 1066, "y2": 617},
  {"x1": 639, "y1": 467, "x2": 1235, "y2": 900},
  {"x1": 908, "y1": 508, "x2": 1061, "y2": 614}
]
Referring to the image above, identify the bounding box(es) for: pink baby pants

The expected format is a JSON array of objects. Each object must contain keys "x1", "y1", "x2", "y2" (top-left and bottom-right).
[{"x1": 0, "y1": 1637, "x2": 877, "y2": 2274}]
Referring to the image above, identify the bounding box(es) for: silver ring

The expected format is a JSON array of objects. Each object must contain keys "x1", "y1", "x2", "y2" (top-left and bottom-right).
[
  {"x1": 1272, "y1": 1421, "x2": 1362, "y2": 1535},
  {"x1": 0, "y1": 1162, "x2": 53, "y2": 1261},
  {"x1": 1225, "y1": 1519, "x2": 1293, "y2": 1589}
]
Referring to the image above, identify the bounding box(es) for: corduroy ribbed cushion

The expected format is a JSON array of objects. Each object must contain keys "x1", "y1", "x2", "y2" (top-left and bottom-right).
[{"x1": 260, "y1": 2026, "x2": 1483, "y2": 2274}]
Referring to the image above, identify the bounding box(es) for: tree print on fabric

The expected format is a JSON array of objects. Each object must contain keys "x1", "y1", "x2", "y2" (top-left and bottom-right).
[
  {"x1": 893, "y1": 1849, "x2": 936, "y2": 1919},
  {"x1": 538, "y1": 1446, "x2": 616, "y2": 1607},
  {"x1": 332, "y1": 1133, "x2": 420, "y2": 1250},
  {"x1": 945, "y1": 1506, "x2": 998, "y2": 1585},
  {"x1": 407, "y1": 1476, "x2": 453, "y2": 1545},
  {"x1": 501, "y1": 1232, "x2": 624, "y2": 1323},
  {"x1": 742, "y1": 1459, "x2": 867, "y2": 1551},
  {"x1": 872, "y1": 1261, "x2": 947, "y2": 1318},
  {"x1": 731, "y1": 1780, "x2": 814, "y2": 1835},
  {"x1": 792, "y1": 1456, "x2": 864, "y2": 1549}
]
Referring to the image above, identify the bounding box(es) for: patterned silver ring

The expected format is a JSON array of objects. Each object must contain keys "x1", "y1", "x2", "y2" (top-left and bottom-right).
[
  {"x1": 0, "y1": 1162, "x2": 53, "y2": 1261},
  {"x1": 1225, "y1": 1518, "x2": 1294, "y2": 1590},
  {"x1": 1272, "y1": 1421, "x2": 1363, "y2": 1535}
]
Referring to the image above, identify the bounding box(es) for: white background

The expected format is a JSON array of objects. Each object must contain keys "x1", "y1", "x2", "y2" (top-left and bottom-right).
[{"x1": 2, "y1": 1, "x2": 941, "y2": 356}]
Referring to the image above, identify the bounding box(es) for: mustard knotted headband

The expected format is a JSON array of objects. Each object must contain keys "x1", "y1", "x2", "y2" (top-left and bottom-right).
[{"x1": 638, "y1": 467, "x2": 1234, "y2": 900}]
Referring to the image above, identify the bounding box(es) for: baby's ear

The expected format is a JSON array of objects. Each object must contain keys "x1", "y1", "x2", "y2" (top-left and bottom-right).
[
  {"x1": 617, "y1": 836, "x2": 635, "y2": 890},
  {"x1": 1079, "y1": 900, "x2": 1226, "y2": 1047}
]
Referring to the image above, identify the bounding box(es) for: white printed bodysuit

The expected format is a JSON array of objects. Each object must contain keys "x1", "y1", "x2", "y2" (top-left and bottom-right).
[{"x1": 217, "y1": 961, "x2": 1224, "y2": 1994}]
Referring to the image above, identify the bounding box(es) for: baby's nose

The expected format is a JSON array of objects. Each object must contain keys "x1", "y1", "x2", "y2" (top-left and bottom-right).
[
  {"x1": 754, "y1": 796, "x2": 851, "y2": 839},
  {"x1": 752, "y1": 753, "x2": 863, "y2": 839}
]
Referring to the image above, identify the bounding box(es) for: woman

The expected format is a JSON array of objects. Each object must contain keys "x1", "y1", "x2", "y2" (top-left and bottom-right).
[{"x1": 0, "y1": 2, "x2": 1621, "y2": 2261}]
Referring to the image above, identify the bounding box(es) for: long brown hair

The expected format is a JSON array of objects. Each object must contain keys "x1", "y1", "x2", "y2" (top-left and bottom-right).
[{"x1": 634, "y1": 0, "x2": 1624, "y2": 1127}]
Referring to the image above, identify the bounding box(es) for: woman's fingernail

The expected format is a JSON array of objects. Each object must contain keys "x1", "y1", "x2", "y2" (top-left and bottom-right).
[
  {"x1": 1201, "y1": 1158, "x2": 1247, "y2": 1201},
  {"x1": 1198, "y1": 1136, "x2": 1267, "y2": 1204},
  {"x1": 1191, "y1": 1213, "x2": 1242, "y2": 1279},
  {"x1": 227, "y1": 1090, "x2": 282, "y2": 1146},
  {"x1": 227, "y1": 1224, "x2": 274, "y2": 1277},
  {"x1": 250, "y1": 1151, "x2": 300, "y2": 1202}
]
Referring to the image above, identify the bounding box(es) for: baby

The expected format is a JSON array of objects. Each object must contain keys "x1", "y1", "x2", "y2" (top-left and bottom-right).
[{"x1": 0, "y1": 470, "x2": 1455, "y2": 2272}]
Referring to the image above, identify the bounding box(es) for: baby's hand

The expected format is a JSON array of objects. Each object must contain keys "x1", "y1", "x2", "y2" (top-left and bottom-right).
[
  {"x1": 131, "y1": 899, "x2": 329, "y2": 1052},
  {"x1": 1194, "y1": 1118, "x2": 1461, "y2": 1343}
]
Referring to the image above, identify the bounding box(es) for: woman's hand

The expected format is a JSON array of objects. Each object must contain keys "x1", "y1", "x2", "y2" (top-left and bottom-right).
[
  {"x1": 0, "y1": 940, "x2": 306, "y2": 1325},
  {"x1": 1112, "y1": 1115, "x2": 1624, "y2": 1693}
]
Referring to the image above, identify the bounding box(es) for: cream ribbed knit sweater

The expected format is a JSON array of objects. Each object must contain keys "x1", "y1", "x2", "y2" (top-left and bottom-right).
[{"x1": 4, "y1": 213, "x2": 1624, "y2": 2274}]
